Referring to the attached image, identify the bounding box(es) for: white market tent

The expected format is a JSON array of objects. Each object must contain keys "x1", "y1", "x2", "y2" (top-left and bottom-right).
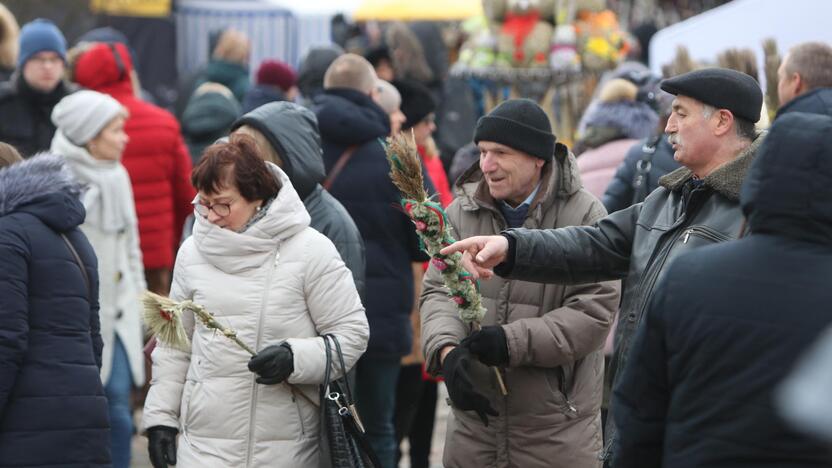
[{"x1": 649, "y1": 0, "x2": 832, "y2": 88}]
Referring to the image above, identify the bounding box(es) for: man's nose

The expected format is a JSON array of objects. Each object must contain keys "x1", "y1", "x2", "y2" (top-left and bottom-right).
[{"x1": 480, "y1": 152, "x2": 496, "y2": 172}]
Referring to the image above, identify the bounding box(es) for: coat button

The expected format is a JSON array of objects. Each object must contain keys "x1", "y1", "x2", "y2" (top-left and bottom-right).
[
  {"x1": 116, "y1": 310, "x2": 124, "y2": 319},
  {"x1": 627, "y1": 312, "x2": 637, "y2": 322},
  {"x1": 115, "y1": 271, "x2": 123, "y2": 282}
]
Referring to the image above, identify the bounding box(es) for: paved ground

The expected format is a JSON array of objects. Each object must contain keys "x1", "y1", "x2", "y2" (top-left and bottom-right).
[{"x1": 130, "y1": 383, "x2": 449, "y2": 467}]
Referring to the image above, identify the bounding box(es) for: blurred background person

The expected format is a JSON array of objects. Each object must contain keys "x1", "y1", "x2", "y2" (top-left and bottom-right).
[
  {"x1": 373, "y1": 78, "x2": 406, "y2": 136},
  {"x1": 0, "y1": 3, "x2": 19, "y2": 82},
  {"x1": 573, "y1": 77, "x2": 659, "y2": 199},
  {"x1": 73, "y1": 41, "x2": 194, "y2": 296},
  {"x1": 0, "y1": 152, "x2": 110, "y2": 467},
  {"x1": 297, "y1": 44, "x2": 343, "y2": 106},
  {"x1": 181, "y1": 82, "x2": 241, "y2": 164},
  {"x1": 0, "y1": 18, "x2": 73, "y2": 157},
  {"x1": 50, "y1": 90, "x2": 146, "y2": 468},
  {"x1": 193, "y1": 29, "x2": 250, "y2": 105},
  {"x1": 242, "y1": 58, "x2": 298, "y2": 113}
]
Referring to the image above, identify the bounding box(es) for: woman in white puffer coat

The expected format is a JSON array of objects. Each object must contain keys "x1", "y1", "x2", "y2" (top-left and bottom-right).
[{"x1": 142, "y1": 134, "x2": 369, "y2": 468}]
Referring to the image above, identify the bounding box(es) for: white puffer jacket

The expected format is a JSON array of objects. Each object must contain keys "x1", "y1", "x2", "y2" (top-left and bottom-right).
[{"x1": 142, "y1": 164, "x2": 369, "y2": 468}]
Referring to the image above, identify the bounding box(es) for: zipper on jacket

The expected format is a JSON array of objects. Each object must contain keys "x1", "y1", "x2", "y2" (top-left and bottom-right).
[
  {"x1": 557, "y1": 366, "x2": 578, "y2": 418},
  {"x1": 682, "y1": 225, "x2": 732, "y2": 244},
  {"x1": 245, "y1": 248, "x2": 280, "y2": 467}
]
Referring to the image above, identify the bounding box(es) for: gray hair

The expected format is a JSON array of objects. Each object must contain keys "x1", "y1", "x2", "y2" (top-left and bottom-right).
[
  {"x1": 701, "y1": 104, "x2": 756, "y2": 140},
  {"x1": 785, "y1": 42, "x2": 832, "y2": 91}
]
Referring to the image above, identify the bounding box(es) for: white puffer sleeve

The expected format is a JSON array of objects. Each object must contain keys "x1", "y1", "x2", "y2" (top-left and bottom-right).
[
  {"x1": 286, "y1": 232, "x2": 369, "y2": 384},
  {"x1": 141, "y1": 240, "x2": 196, "y2": 432}
]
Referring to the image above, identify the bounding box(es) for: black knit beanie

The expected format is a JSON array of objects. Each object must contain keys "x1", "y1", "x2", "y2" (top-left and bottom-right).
[
  {"x1": 473, "y1": 99, "x2": 555, "y2": 161},
  {"x1": 395, "y1": 79, "x2": 436, "y2": 130}
]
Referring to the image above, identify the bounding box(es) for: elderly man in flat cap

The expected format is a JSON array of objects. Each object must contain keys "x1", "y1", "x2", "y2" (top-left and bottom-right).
[{"x1": 438, "y1": 67, "x2": 764, "y2": 466}]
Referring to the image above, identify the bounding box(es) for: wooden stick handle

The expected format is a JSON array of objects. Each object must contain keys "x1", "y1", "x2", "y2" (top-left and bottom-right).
[{"x1": 473, "y1": 323, "x2": 509, "y2": 396}]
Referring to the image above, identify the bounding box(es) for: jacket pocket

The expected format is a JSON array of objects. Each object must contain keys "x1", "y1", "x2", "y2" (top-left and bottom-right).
[
  {"x1": 544, "y1": 365, "x2": 578, "y2": 419},
  {"x1": 180, "y1": 380, "x2": 195, "y2": 432}
]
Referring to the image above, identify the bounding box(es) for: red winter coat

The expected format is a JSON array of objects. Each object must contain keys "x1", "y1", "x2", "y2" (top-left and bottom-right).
[
  {"x1": 74, "y1": 43, "x2": 194, "y2": 269},
  {"x1": 417, "y1": 144, "x2": 452, "y2": 208}
]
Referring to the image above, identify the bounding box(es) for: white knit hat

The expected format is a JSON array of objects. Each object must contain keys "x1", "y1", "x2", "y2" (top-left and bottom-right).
[{"x1": 51, "y1": 90, "x2": 127, "y2": 146}]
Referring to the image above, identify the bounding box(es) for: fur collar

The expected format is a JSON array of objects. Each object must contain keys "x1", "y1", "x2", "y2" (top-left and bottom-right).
[
  {"x1": 659, "y1": 132, "x2": 765, "y2": 201},
  {"x1": 0, "y1": 153, "x2": 81, "y2": 216}
]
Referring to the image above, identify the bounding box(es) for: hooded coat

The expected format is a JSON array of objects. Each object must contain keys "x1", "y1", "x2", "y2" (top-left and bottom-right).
[
  {"x1": 232, "y1": 101, "x2": 366, "y2": 299},
  {"x1": 0, "y1": 154, "x2": 110, "y2": 467},
  {"x1": 495, "y1": 133, "x2": 766, "y2": 462},
  {"x1": 421, "y1": 145, "x2": 620, "y2": 468},
  {"x1": 73, "y1": 42, "x2": 194, "y2": 270},
  {"x1": 612, "y1": 112, "x2": 832, "y2": 468},
  {"x1": 182, "y1": 90, "x2": 241, "y2": 164},
  {"x1": 313, "y1": 88, "x2": 431, "y2": 356},
  {"x1": 142, "y1": 164, "x2": 369, "y2": 467}
]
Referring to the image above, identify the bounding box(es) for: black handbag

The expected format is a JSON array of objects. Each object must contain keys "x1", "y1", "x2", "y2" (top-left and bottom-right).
[{"x1": 319, "y1": 334, "x2": 381, "y2": 468}]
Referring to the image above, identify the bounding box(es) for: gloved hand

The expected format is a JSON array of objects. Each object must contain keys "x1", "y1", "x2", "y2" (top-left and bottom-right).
[
  {"x1": 442, "y1": 346, "x2": 499, "y2": 426},
  {"x1": 248, "y1": 342, "x2": 294, "y2": 385},
  {"x1": 461, "y1": 325, "x2": 509, "y2": 367},
  {"x1": 147, "y1": 425, "x2": 178, "y2": 468}
]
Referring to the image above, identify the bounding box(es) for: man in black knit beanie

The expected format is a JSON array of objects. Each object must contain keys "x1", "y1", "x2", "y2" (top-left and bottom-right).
[{"x1": 420, "y1": 98, "x2": 621, "y2": 467}]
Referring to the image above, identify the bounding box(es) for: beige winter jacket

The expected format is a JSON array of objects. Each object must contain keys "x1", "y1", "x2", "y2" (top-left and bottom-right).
[
  {"x1": 142, "y1": 164, "x2": 369, "y2": 467},
  {"x1": 421, "y1": 145, "x2": 621, "y2": 468}
]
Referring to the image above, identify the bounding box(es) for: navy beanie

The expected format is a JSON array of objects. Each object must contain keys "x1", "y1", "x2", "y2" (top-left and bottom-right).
[
  {"x1": 18, "y1": 19, "x2": 66, "y2": 68},
  {"x1": 474, "y1": 99, "x2": 556, "y2": 161}
]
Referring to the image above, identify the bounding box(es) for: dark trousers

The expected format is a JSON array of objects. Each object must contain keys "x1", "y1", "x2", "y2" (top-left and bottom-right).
[
  {"x1": 355, "y1": 354, "x2": 402, "y2": 468},
  {"x1": 395, "y1": 364, "x2": 438, "y2": 468}
]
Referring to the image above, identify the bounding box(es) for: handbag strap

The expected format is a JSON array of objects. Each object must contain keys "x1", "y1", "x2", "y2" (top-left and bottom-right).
[
  {"x1": 60, "y1": 233, "x2": 91, "y2": 301},
  {"x1": 325, "y1": 334, "x2": 354, "y2": 405},
  {"x1": 323, "y1": 145, "x2": 359, "y2": 191},
  {"x1": 322, "y1": 335, "x2": 333, "y2": 393}
]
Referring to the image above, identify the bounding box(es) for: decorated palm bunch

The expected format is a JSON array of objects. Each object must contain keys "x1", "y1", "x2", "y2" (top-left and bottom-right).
[
  {"x1": 386, "y1": 134, "x2": 507, "y2": 395},
  {"x1": 385, "y1": 134, "x2": 486, "y2": 324}
]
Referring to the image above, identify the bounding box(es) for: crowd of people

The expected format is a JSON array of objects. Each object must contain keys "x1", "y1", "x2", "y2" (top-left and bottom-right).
[{"x1": 1, "y1": 6, "x2": 832, "y2": 468}]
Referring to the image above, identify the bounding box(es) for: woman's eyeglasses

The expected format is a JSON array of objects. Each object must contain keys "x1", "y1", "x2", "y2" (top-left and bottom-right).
[{"x1": 193, "y1": 200, "x2": 233, "y2": 217}]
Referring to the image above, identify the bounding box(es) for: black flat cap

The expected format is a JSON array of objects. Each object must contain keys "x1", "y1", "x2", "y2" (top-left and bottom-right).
[{"x1": 660, "y1": 68, "x2": 762, "y2": 123}]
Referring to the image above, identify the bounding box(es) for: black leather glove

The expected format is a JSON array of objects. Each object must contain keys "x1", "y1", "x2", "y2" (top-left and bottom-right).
[
  {"x1": 442, "y1": 346, "x2": 499, "y2": 426},
  {"x1": 248, "y1": 342, "x2": 294, "y2": 385},
  {"x1": 461, "y1": 325, "x2": 509, "y2": 367},
  {"x1": 147, "y1": 425, "x2": 178, "y2": 468}
]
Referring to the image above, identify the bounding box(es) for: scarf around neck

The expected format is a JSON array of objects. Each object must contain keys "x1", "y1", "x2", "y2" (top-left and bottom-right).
[{"x1": 51, "y1": 130, "x2": 136, "y2": 233}]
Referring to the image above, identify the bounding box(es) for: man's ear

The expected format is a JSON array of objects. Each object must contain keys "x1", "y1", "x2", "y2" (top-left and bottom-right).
[
  {"x1": 536, "y1": 158, "x2": 546, "y2": 169},
  {"x1": 713, "y1": 109, "x2": 735, "y2": 137},
  {"x1": 792, "y1": 72, "x2": 807, "y2": 96}
]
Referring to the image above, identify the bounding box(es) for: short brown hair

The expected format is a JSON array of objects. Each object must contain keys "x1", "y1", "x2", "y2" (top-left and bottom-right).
[
  {"x1": 0, "y1": 142, "x2": 22, "y2": 169},
  {"x1": 785, "y1": 42, "x2": 832, "y2": 91},
  {"x1": 323, "y1": 53, "x2": 376, "y2": 93},
  {"x1": 191, "y1": 133, "x2": 281, "y2": 201}
]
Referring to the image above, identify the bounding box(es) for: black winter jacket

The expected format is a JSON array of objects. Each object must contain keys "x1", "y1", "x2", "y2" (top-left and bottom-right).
[
  {"x1": 612, "y1": 112, "x2": 832, "y2": 468},
  {"x1": 313, "y1": 88, "x2": 432, "y2": 356},
  {"x1": 233, "y1": 101, "x2": 366, "y2": 301},
  {"x1": 602, "y1": 136, "x2": 681, "y2": 213},
  {"x1": 0, "y1": 75, "x2": 74, "y2": 157},
  {"x1": 775, "y1": 87, "x2": 832, "y2": 120},
  {"x1": 496, "y1": 133, "x2": 765, "y2": 461},
  {"x1": 0, "y1": 154, "x2": 110, "y2": 467}
]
